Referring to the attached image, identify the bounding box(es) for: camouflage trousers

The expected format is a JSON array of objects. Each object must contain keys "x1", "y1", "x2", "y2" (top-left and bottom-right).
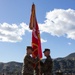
[
  {"x1": 22, "y1": 73, "x2": 33, "y2": 75},
  {"x1": 44, "y1": 73, "x2": 52, "y2": 75}
]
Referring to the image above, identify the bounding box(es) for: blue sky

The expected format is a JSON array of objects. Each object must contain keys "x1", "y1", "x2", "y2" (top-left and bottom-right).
[{"x1": 0, "y1": 0, "x2": 75, "y2": 62}]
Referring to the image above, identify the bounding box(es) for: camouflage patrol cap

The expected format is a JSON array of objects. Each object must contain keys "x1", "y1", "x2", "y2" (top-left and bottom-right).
[
  {"x1": 43, "y1": 48, "x2": 50, "y2": 53},
  {"x1": 26, "y1": 46, "x2": 33, "y2": 51}
]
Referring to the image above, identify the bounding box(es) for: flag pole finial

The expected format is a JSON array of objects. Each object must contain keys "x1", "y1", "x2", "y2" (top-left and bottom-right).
[
  {"x1": 32, "y1": 2, "x2": 35, "y2": 5},
  {"x1": 32, "y1": 3, "x2": 35, "y2": 7}
]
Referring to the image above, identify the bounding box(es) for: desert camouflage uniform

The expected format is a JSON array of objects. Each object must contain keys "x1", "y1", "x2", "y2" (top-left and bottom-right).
[
  {"x1": 22, "y1": 55, "x2": 38, "y2": 75},
  {"x1": 41, "y1": 56, "x2": 53, "y2": 75}
]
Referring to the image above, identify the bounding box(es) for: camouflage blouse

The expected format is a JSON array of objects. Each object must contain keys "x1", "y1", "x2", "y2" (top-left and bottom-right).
[
  {"x1": 42, "y1": 56, "x2": 53, "y2": 75},
  {"x1": 22, "y1": 55, "x2": 38, "y2": 75}
]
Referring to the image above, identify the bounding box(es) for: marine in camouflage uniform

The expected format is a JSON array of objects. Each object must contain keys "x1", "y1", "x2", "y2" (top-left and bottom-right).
[
  {"x1": 22, "y1": 46, "x2": 39, "y2": 75},
  {"x1": 40, "y1": 49, "x2": 53, "y2": 75}
]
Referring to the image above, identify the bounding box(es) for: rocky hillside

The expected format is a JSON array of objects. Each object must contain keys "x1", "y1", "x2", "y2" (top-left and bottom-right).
[
  {"x1": 53, "y1": 52, "x2": 75, "y2": 73},
  {"x1": 0, "y1": 61, "x2": 22, "y2": 75},
  {"x1": 65, "y1": 52, "x2": 75, "y2": 59}
]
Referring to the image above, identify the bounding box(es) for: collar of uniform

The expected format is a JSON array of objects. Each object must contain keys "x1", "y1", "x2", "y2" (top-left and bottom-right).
[{"x1": 47, "y1": 55, "x2": 50, "y2": 59}]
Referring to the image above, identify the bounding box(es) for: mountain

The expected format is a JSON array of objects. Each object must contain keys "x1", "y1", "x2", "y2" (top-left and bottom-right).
[
  {"x1": 54, "y1": 52, "x2": 75, "y2": 61},
  {"x1": 0, "y1": 52, "x2": 75, "y2": 75},
  {"x1": 53, "y1": 53, "x2": 75, "y2": 74},
  {"x1": 65, "y1": 52, "x2": 75, "y2": 60},
  {"x1": 0, "y1": 61, "x2": 23, "y2": 75}
]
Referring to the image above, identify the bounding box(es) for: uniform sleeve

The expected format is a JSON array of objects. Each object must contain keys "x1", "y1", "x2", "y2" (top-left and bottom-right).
[
  {"x1": 25, "y1": 56, "x2": 39, "y2": 64},
  {"x1": 47, "y1": 59, "x2": 53, "y2": 72},
  {"x1": 22, "y1": 61, "x2": 25, "y2": 75},
  {"x1": 40, "y1": 61, "x2": 44, "y2": 66}
]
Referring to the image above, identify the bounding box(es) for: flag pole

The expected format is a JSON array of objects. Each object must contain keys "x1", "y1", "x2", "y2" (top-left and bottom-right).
[
  {"x1": 38, "y1": 59, "x2": 41, "y2": 75},
  {"x1": 29, "y1": 3, "x2": 42, "y2": 75}
]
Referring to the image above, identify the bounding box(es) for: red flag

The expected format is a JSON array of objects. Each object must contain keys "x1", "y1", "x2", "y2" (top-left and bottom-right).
[{"x1": 29, "y1": 4, "x2": 42, "y2": 58}]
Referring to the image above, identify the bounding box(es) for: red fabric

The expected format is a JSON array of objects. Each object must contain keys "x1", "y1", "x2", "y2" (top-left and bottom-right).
[{"x1": 29, "y1": 4, "x2": 42, "y2": 58}]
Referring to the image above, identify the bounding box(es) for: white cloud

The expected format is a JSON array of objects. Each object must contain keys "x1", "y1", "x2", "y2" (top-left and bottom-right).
[
  {"x1": 0, "y1": 22, "x2": 46, "y2": 43},
  {"x1": 68, "y1": 42, "x2": 72, "y2": 45},
  {"x1": 41, "y1": 38, "x2": 47, "y2": 43},
  {"x1": 39, "y1": 8, "x2": 75, "y2": 40},
  {"x1": 0, "y1": 22, "x2": 29, "y2": 42}
]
